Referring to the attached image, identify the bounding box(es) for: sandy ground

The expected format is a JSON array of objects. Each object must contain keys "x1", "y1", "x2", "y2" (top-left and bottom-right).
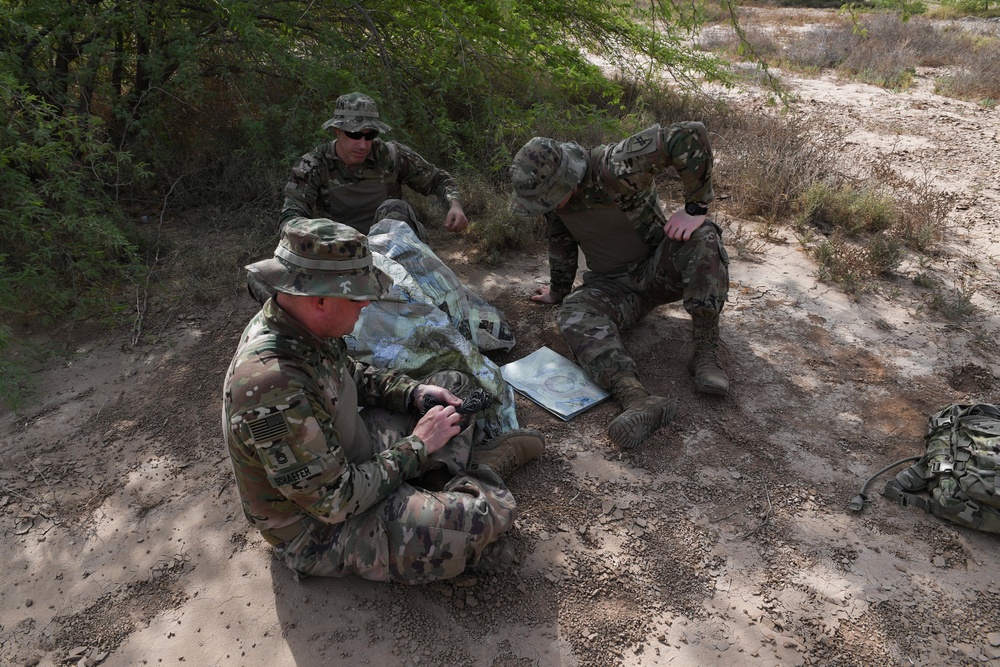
[{"x1": 3, "y1": 11, "x2": 1000, "y2": 667}]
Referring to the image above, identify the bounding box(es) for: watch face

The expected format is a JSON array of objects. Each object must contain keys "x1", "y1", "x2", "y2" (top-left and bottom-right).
[{"x1": 685, "y1": 202, "x2": 707, "y2": 216}]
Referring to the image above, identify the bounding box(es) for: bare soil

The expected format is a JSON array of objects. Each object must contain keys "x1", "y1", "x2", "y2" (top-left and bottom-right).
[{"x1": 3, "y1": 10, "x2": 1000, "y2": 667}]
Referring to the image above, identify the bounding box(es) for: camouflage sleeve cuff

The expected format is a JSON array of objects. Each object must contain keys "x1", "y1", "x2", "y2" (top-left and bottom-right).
[
  {"x1": 549, "y1": 284, "x2": 573, "y2": 301},
  {"x1": 387, "y1": 377, "x2": 421, "y2": 414},
  {"x1": 395, "y1": 433, "x2": 430, "y2": 471}
]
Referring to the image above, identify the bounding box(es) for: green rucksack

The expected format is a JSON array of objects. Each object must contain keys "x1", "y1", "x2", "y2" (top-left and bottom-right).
[{"x1": 850, "y1": 403, "x2": 1000, "y2": 533}]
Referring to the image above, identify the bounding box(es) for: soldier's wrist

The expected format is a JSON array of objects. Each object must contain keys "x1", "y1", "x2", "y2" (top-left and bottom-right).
[{"x1": 684, "y1": 201, "x2": 709, "y2": 216}]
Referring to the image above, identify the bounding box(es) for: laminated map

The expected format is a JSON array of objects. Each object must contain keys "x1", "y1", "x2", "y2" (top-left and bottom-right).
[{"x1": 500, "y1": 346, "x2": 610, "y2": 421}]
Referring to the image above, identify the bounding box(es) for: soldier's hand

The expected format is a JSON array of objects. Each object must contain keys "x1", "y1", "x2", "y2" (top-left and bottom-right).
[
  {"x1": 413, "y1": 384, "x2": 462, "y2": 413},
  {"x1": 444, "y1": 201, "x2": 469, "y2": 233},
  {"x1": 664, "y1": 208, "x2": 705, "y2": 241},
  {"x1": 411, "y1": 405, "x2": 462, "y2": 454},
  {"x1": 530, "y1": 285, "x2": 563, "y2": 304}
]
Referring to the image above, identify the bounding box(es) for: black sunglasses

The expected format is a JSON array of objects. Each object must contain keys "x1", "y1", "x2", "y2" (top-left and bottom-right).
[{"x1": 343, "y1": 129, "x2": 379, "y2": 141}]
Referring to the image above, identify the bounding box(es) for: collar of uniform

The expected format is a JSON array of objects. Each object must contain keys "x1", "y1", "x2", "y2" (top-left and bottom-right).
[{"x1": 262, "y1": 297, "x2": 334, "y2": 351}]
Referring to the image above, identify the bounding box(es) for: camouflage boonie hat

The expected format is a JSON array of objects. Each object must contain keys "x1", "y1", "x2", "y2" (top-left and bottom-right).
[
  {"x1": 246, "y1": 218, "x2": 392, "y2": 299},
  {"x1": 509, "y1": 137, "x2": 587, "y2": 217},
  {"x1": 321, "y1": 92, "x2": 392, "y2": 133}
]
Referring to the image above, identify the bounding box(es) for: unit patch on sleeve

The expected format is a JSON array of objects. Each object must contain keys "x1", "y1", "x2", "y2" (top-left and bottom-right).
[{"x1": 611, "y1": 126, "x2": 660, "y2": 163}]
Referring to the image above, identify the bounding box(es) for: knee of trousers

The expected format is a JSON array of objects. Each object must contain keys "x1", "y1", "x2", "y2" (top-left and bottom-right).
[
  {"x1": 556, "y1": 294, "x2": 614, "y2": 333},
  {"x1": 374, "y1": 198, "x2": 419, "y2": 226}
]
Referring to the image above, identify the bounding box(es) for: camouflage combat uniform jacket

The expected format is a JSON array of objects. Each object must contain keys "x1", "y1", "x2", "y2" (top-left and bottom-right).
[
  {"x1": 280, "y1": 139, "x2": 462, "y2": 234},
  {"x1": 223, "y1": 298, "x2": 425, "y2": 536},
  {"x1": 544, "y1": 122, "x2": 715, "y2": 299}
]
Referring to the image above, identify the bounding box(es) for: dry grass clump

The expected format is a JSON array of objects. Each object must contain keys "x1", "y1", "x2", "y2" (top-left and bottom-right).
[
  {"x1": 706, "y1": 11, "x2": 1000, "y2": 104},
  {"x1": 699, "y1": 23, "x2": 786, "y2": 60},
  {"x1": 712, "y1": 110, "x2": 838, "y2": 223},
  {"x1": 798, "y1": 165, "x2": 952, "y2": 295},
  {"x1": 780, "y1": 24, "x2": 855, "y2": 71},
  {"x1": 444, "y1": 173, "x2": 545, "y2": 266},
  {"x1": 814, "y1": 232, "x2": 904, "y2": 295},
  {"x1": 935, "y1": 34, "x2": 1000, "y2": 106}
]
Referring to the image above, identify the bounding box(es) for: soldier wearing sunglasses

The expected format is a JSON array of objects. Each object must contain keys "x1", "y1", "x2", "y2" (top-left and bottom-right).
[{"x1": 280, "y1": 92, "x2": 469, "y2": 240}]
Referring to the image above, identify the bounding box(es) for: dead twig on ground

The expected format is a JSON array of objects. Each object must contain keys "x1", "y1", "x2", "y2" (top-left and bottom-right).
[
  {"x1": 742, "y1": 480, "x2": 773, "y2": 538},
  {"x1": 21, "y1": 451, "x2": 57, "y2": 506}
]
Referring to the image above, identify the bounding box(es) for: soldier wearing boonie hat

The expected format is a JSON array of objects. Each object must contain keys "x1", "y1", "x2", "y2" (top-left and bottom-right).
[
  {"x1": 276, "y1": 91, "x2": 469, "y2": 254},
  {"x1": 223, "y1": 218, "x2": 543, "y2": 583},
  {"x1": 245, "y1": 217, "x2": 392, "y2": 300},
  {"x1": 320, "y1": 92, "x2": 393, "y2": 134},
  {"x1": 510, "y1": 122, "x2": 731, "y2": 451}
]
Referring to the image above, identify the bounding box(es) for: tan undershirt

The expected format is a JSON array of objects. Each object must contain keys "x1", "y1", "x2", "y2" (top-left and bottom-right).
[{"x1": 560, "y1": 205, "x2": 649, "y2": 275}]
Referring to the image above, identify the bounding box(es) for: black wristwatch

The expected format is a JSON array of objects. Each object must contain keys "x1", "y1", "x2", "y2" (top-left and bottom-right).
[{"x1": 685, "y1": 201, "x2": 709, "y2": 216}]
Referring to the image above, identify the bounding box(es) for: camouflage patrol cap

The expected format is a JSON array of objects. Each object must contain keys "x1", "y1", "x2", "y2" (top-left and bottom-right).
[
  {"x1": 320, "y1": 92, "x2": 392, "y2": 133},
  {"x1": 246, "y1": 218, "x2": 392, "y2": 299},
  {"x1": 509, "y1": 137, "x2": 587, "y2": 217}
]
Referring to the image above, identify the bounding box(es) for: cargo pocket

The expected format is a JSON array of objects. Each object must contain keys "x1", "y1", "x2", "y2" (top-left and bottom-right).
[{"x1": 386, "y1": 525, "x2": 471, "y2": 584}]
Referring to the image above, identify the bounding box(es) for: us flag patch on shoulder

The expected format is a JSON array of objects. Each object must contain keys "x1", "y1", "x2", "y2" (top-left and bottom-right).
[{"x1": 246, "y1": 412, "x2": 291, "y2": 444}]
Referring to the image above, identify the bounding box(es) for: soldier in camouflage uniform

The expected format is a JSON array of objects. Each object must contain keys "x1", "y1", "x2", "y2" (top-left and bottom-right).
[
  {"x1": 223, "y1": 218, "x2": 544, "y2": 583},
  {"x1": 280, "y1": 92, "x2": 468, "y2": 239},
  {"x1": 509, "y1": 122, "x2": 730, "y2": 450}
]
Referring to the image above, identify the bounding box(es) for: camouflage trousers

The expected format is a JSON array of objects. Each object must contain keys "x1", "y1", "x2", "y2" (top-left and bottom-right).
[
  {"x1": 273, "y1": 371, "x2": 516, "y2": 584},
  {"x1": 374, "y1": 198, "x2": 429, "y2": 242},
  {"x1": 559, "y1": 221, "x2": 730, "y2": 388}
]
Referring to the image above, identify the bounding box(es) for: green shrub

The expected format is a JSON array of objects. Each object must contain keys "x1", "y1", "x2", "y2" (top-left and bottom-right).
[
  {"x1": 799, "y1": 182, "x2": 897, "y2": 235},
  {"x1": 930, "y1": 284, "x2": 979, "y2": 320},
  {"x1": 0, "y1": 76, "x2": 145, "y2": 323},
  {"x1": 932, "y1": 0, "x2": 1000, "y2": 18}
]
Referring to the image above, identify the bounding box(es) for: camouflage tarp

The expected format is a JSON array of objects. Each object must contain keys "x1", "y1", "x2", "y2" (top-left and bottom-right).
[{"x1": 345, "y1": 219, "x2": 518, "y2": 439}]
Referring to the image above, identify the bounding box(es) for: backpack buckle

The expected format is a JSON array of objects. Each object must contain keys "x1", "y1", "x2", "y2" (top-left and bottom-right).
[
  {"x1": 882, "y1": 483, "x2": 909, "y2": 507},
  {"x1": 931, "y1": 414, "x2": 954, "y2": 428},
  {"x1": 929, "y1": 460, "x2": 954, "y2": 474}
]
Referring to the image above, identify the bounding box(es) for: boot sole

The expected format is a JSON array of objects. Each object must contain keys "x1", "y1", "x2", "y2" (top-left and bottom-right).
[
  {"x1": 608, "y1": 401, "x2": 677, "y2": 450},
  {"x1": 693, "y1": 378, "x2": 729, "y2": 396}
]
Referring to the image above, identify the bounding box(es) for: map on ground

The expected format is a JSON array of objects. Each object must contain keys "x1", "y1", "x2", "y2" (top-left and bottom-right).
[{"x1": 500, "y1": 346, "x2": 611, "y2": 421}]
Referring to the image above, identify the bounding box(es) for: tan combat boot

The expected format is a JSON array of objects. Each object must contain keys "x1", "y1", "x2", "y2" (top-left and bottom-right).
[
  {"x1": 470, "y1": 429, "x2": 545, "y2": 478},
  {"x1": 688, "y1": 311, "x2": 729, "y2": 396},
  {"x1": 466, "y1": 539, "x2": 516, "y2": 575},
  {"x1": 607, "y1": 375, "x2": 677, "y2": 449}
]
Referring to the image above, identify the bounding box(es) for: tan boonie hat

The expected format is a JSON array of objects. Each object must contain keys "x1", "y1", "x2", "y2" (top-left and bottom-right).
[
  {"x1": 320, "y1": 92, "x2": 392, "y2": 133},
  {"x1": 509, "y1": 137, "x2": 588, "y2": 217},
  {"x1": 246, "y1": 218, "x2": 392, "y2": 299}
]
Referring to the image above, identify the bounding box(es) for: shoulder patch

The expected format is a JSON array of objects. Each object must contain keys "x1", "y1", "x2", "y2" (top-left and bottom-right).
[
  {"x1": 611, "y1": 126, "x2": 660, "y2": 162},
  {"x1": 246, "y1": 412, "x2": 291, "y2": 444}
]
